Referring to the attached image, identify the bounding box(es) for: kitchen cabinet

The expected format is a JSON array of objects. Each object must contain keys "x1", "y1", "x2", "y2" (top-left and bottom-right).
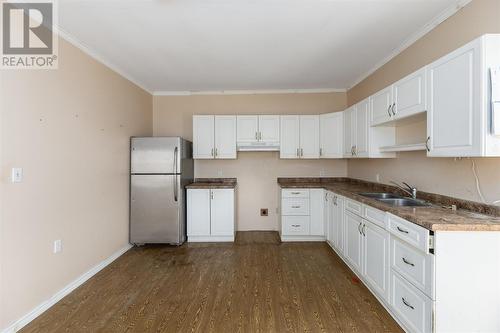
[
  {"x1": 370, "y1": 86, "x2": 393, "y2": 126},
  {"x1": 320, "y1": 112, "x2": 343, "y2": 158},
  {"x1": 343, "y1": 106, "x2": 355, "y2": 157},
  {"x1": 187, "y1": 188, "x2": 235, "y2": 242},
  {"x1": 427, "y1": 34, "x2": 500, "y2": 157},
  {"x1": 344, "y1": 210, "x2": 363, "y2": 272},
  {"x1": 236, "y1": 115, "x2": 280, "y2": 149},
  {"x1": 280, "y1": 188, "x2": 325, "y2": 241},
  {"x1": 193, "y1": 115, "x2": 236, "y2": 159},
  {"x1": 327, "y1": 192, "x2": 345, "y2": 253},
  {"x1": 193, "y1": 115, "x2": 215, "y2": 159},
  {"x1": 363, "y1": 220, "x2": 390, "y2": 302},
  {"x1": 355, "y1": 99, "x2": 369, "y2": 157},
  {"x1": 280, "y1": 115, "x2": 320, "y2": 159}
]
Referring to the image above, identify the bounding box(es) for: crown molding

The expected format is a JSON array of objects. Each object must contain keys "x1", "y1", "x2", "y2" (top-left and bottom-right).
[
  {"x1": 347, "y1": 0, "x2": 473, "y2": 90},
  {"x1": 55, "y1": 26, "x2": 152, "y2": 94},
  {"x1": 153, "y1": 88, "x2": 347, "y2": 96}
]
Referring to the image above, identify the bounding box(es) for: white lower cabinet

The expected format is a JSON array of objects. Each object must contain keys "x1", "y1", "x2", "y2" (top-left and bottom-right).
[
  {"x1": 187, "y1": 188, "x2": 235, "y2": 242},
  {"x1": 344, "y1": 211, "x2": 363, "y2": 272},
  {"x1": 363, "y1": 220, "x2": 390, "y2": 302},
  {"x1": 280, "y1": 188, "x2": 325, "y2": 241}
]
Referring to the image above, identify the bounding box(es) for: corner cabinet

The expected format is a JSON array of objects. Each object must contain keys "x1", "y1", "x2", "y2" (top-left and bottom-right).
[
  {"x1": 193, "y1": 115, "x2": 236, "y2": 159},
  {"x1": 187, "y1": 188, "x2": 235, "y2": 242},
  {"x1": 427, "y1": 34, "x2": 500, "y2": 157}
]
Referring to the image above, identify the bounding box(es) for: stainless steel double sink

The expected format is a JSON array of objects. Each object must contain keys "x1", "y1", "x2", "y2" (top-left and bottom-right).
[{"x1": 359, "y1": 192, "x2": 431, "y2": 207}]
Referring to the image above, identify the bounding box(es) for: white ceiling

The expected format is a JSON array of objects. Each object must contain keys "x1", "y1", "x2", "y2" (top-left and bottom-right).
[{"x1": 58, "y1": 0, "x2": 468, "y2": 93}]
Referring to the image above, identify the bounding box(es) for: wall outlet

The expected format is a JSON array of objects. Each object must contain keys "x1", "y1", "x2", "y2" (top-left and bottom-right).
[
  {"x1": 53, "y1": 240, "x2": 62, "y2": 254},
  {"x1": 260, "y1": 208, "x2": 268, "y2": 216},
  {"x1": 11, "y1": 168, "x2": 23, "y2": 183},
  {"x1": 375, "y1": 174, "x2": 381, "y2": 183},
  {"x1": 319, "y1": 170, "x2": 326, "y2": 177},
  {"x1": 217, "y1": 170, "x2": 223, "y2": 177}
]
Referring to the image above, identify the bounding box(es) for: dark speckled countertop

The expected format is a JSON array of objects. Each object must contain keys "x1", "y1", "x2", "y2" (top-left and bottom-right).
[
  {"x1": 278, "y1": 177, "x2": 500, "y2": 232},
  {"x1": 186, "y1": 178, "x2": 237, "y2": 189}
]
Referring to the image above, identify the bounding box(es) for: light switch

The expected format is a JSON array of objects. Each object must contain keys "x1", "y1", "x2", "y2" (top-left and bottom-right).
[
  {"x1": 11, "y1": 168, "x2": 23, "y2": 183},
  {"x1": 53, "y1": 240, "x2": 62, "y2": 254}
]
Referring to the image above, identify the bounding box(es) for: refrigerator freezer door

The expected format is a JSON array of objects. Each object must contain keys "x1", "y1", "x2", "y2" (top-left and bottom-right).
[
  {"x1": 131, "y1": 137, "x2": 181, "y2": 174},
  {"x1": 130, "y1": 174, "x2": 183, "y2": 244}
]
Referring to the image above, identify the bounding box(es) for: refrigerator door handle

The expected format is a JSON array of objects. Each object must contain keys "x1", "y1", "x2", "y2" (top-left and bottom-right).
[{"x1": 174, "y1": 147, "x2": 178, "y2": 202}]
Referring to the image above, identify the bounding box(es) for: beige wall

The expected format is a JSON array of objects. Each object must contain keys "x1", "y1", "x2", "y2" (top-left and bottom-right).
[
  {"x1": 0, "y1": 37, "x2": 152, "y2": 329},
  {"x1": 347, "y1": 0, "x2": 500, "y2": 205},
  {"x1": 154, "y1": 93, "x2": 347, "y2": 230}
]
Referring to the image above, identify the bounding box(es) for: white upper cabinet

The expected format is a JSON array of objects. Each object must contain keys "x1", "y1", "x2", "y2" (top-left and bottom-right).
[
  {"x1": 280, "y1": 115, "x2": 300, "y2": 158},
  {"x1": 299, "y1": 115, "x2": 320, "y2": 158},
  {"x1": 320, "y1": 112, "x2": 343, "y2": 158},
  {"x1": 280, "y1": 115, "x2": 319, "y2": 159},
  {"x1": 370, "y1": 86, "x2": 393, "y2": 126},
  {"x1": 236, "y1": 116, "x2": 259, "y2": 143},
  {"x1": 393, "y1": 67, "x2": 427, "y2": 120},
  {"x1": 427, "y1": 34, "x2": 500, "y2": 157},
  {"x1": 343, "y1": 106, "x2": 355, "y2": 157},
  {"x1": 193, "y1": 115, "x2": 215, "y2": 159},
  {"x1": 258, "y1": 115, "x2": 280, "y2": 143},
  {"x1": 214, "y1": 116, "x2": 237, "y2": 159},
  {"x1": 355, "y1": 99, "x2": 369, "y2": 157},
  {"x1": 193, "y1": 115, "x2": 236, "y2": 159}
]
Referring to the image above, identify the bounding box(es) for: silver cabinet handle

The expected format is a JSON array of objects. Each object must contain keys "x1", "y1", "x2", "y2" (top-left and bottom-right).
[
  {"x1": 402, "y1": 297, "x2": 415, "y2": 310},
  {"x1": 291, "y1": 224, "x2": 300, "y2": 227},
  {"x1": 358, "y1": 222, "x2": 362, "y2": 235},
  {"x1": 387, "y1": 104, "x2": 392, "y2": 117},
  {"x1": 296, "y1": 148, "x2": 300, "y2": 157},
  {"x1": 291, "y1": 192, "x2": 300, "y2": 195},
  {"x1": 255, "y1": 132, "x2": 258, "y2": 140},
  {"x1": 300, "y1": 148, "x2": 304, "y2": 157},
  {"x1": 425, "y1": 136, "x2": 431, "y2": 152},
  {"x1": 259, "y1": 132, "x2": 262, "y2": 140},
  {"x1": 391, "y1": 102, "x2": 396, "y2": 116},
  {"x1": 397, "y1": 226, "x2": 409, "y2": 234},
  {"x1": 362, "y1": 224, "x2": 366, "y2": 236},
  {"x1": 211, "y1": 148, "x2": 214, "y2": 157},
  {"x1": 402, "y1": 257, "x2": 415, "y2": 267},
  {"x1": 291, "y1": 205, "x2": 301, "y2": 209},
  {"x1": 325, "y1": 192, "x2": 328, "y2": 201},
  {"x1": 210, "y1": 191, "x2": 214, "y2": 200},
  {"x1": 215, "y1": 148, "x2": 218, "y2": 157},
  {"x1": 353, "y1": 145, "x2": 357, "y2": 156},
  {"x1": 319, "y1": 148, "x2": 323, "y2": 156}
]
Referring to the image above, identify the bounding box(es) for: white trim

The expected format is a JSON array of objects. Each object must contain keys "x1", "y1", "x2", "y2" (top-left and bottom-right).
[
  {"x1": 187, "y1": 236, "x2": 235, "y2": 242},
  {"x1": 55, "y1": 27, "x2": 152, "y2": 94},
  {"x1": 1, "y1": 244, "x2": 133, "y2": 333},
  {"x1": 280, "y1": 235, "x2": 326, "y2": 242},
  {"x1": 153, "y1": 88, "x2": 346, "y2": 96},
  {"x1": 347, "y1": 0, "x2": 473, "y2": 90}
]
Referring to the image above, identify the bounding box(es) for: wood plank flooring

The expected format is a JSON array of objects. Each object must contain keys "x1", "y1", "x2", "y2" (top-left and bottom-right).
[{"x1": 22, "y1": 232, "x2": 402, "y2": 332}]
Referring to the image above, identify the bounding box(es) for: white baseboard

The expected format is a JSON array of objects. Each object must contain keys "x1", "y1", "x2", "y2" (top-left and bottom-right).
[
  {"x1": 2, "y1": 244, "x2": 133, "y2": 333},
  {"x1": 280, "y1": 235, "x2": 326, "y2": 242},
  {"x1": 187, "y1": 236, "x2": 234, "y2": 242}
]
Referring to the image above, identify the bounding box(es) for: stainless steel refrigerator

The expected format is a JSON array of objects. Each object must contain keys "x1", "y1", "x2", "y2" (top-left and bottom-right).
[{"x1": 130, "y1": 137, "x2": 193, "y2": 245}]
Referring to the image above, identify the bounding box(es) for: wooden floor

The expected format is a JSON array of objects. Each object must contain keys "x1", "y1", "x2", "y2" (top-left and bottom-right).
[{"x1": 22, "y1": 232, "x2": 402, "y2": 332}]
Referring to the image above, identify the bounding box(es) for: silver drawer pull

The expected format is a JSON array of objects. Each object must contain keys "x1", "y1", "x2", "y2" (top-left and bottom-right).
[
  {"x1": 291, "y1": 224, "x2": 300, "y2": 227},
  {"x1": 397, "y1": 226, "x2": 409, "y2": 234},
  {"x1": 291, "y1": 206, "x2": 301, "y2": 209},
  {"x1": 402, "y1": 297, "x2": 415, "y2": 310},
  {"x1": 291, "y1": 192, "x2": 301, "y2": 195},
  {"x1": 402, "y1": 257, "x2": 415, "y2": 267}
]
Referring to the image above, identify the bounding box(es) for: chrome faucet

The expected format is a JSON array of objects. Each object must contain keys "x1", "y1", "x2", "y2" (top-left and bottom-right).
[{"x1": 390, "y1": 181, "x2": 417, "y2": 199}]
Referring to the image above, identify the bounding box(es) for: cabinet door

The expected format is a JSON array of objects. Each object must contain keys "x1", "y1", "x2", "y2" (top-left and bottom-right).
[
  {"x1": 343, "y1": 107, "x2": 354, "y2": 157},
  {"x1": 210, "y1": 189, "x2": 234, "y2": 236},
  {"x1": 310, "y1": 189, "x2": 325, "y2": 236},
  {"x1": 320, "y1": 112, "x2": 343, "y2": 158},
  {"x1": 394, "y1": 67, "x2": 427, "y2": 120},
  {"x1": 355, "y1": 99, "x2": 369, "y2": 157},
  {"x1": 370, "y1": 86, "x2": 393, "y2": 126},
  {"x1": 299, "y1": 115, "x2": 320, "y2": 158},
  {"x1": 237, "y1": 115, "x2": 258, "y2": 143},
  {"x1": 258, "y1": 115, "x2": 280, "y2": 143},
  {"x1": 326, "y1": 193, "x2": 334, "y2": 245},
  {"x1": 193, "y1": 115, "x2": 214, "y2": 159},
  {"x1": 187, "y1": 189, "x2": 211, "y2": 236},
  {"x1": 280, "y1": 115, "x2": 300, "y2": 158},
  {"x1": 214, "y1": 116, "x2": 237, "y2": 159},
  {"x1": 344, "y1": 211, "x2": 363, "y2": 273},
  {"x1": 335, "y1": 196, "x2": 345, "y2": 253},
  {"x1": 427, "y1": 40, "x2": 481, "y2": 157},
  {"x1": 363, "y1": 221, "x2": 390, "y2": 302}
]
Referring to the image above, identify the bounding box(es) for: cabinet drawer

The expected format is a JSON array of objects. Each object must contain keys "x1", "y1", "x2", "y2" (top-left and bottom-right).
[
  {"x1": 282, "y1": 216, "x2": 310, "y2": 235},
  {"x1": 282, "y1": 198, "x2": 309, "y2": 216},
  {"x1": 363, "y1": 205, "x2": 387, "y2": 229},
  {"x1": 388, "y1": 213, "x2": 430, "y2": 252},
  {"x1": 345, "y1": 199, "x2": 362, "y2": 216},
  {"x1": 391, "y1": 238, "x2": 434, "y2": 299},
  {"x1": 391, "y1": 271, "x2": 433, "y2": 333},
  {"x1": 282, "y1": 189, "x2": 310, "y2": 198}
]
